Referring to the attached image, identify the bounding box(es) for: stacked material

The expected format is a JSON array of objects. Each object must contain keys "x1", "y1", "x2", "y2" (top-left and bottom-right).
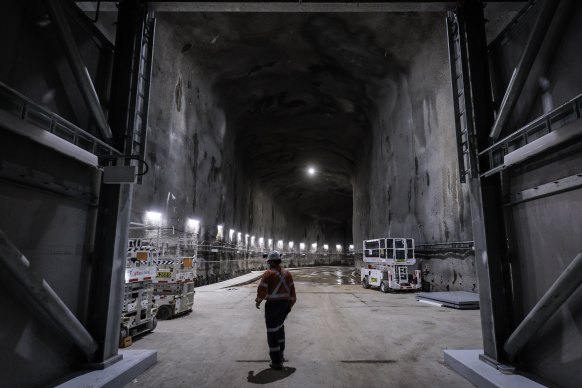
[{"x1": 416, "y1": 291, "x2": 480, "y2": 310}]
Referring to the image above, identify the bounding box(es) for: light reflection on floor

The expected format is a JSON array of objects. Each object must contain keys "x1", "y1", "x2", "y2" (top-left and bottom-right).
[{"x1": 290, "y1": 266, "x2": 358, "y2": 286}]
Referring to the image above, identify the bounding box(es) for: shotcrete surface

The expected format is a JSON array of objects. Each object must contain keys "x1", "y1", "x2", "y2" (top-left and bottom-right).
[{"x1": 127, "y1": 267, "x2": 481, "y2": 387}]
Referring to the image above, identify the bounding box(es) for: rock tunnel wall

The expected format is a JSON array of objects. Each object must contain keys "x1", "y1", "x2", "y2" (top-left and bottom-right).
[
  {"x1": 352, "y1": 14, "x2": 476, "y2": 292},
  {"x1": 131, "y1": 13, "x2": 477, "y2": 289},
  {"x1": 131, "y1": 15, "x2": 349, "y2": 281}
]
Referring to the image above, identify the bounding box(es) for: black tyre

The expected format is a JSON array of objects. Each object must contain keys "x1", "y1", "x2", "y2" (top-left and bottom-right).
[
  {"x1": 380, "y1": 281, "x2": 388, "y2": 293},
  {"x1": 157, "y1": 305, "x2": 173, "y2": 320},
  {"x1": 362, "y1": 276, "x2": 371, "y2": 289}
]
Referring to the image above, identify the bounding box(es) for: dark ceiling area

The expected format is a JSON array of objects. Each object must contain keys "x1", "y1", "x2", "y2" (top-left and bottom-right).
[
  {"x1": 83, "y1": 2, "x2": 521, "y2": 227},
  {"x1": 166, "y1": 12, "x2": 439, "y2": 226}
]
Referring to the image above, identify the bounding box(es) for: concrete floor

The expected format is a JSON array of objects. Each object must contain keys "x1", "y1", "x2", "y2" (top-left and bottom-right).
[{"x1": 127, "y1": 267, "x2": 482, "y2": 387}]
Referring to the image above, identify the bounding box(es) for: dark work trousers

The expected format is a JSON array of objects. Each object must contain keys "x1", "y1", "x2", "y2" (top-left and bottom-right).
[{"x1": 264, "y1": 299, "x2": 290, "y2": 364}]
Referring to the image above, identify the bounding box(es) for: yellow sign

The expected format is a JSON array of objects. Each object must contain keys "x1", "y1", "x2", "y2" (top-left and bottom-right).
[
  {"x1": 156, "y1": 272, "x2": 172, "y2": 278},
  {"x1": 371, "y1": 278, "x2": 378, "y2": 283}
]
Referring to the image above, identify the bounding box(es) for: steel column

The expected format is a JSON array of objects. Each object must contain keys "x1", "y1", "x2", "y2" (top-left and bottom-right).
[
  {"x1": 86, "y1": 0, "x2": 145, "y2": 365},
  {"x1": 44, "y1": 0, "x2": 113, "y2": 140},
  {"x1": 457, "y1": 0, "x2": 513, "y2": 363},
  {"x1": 489, "y1": 0, "x2": 560, "y2": 141}
]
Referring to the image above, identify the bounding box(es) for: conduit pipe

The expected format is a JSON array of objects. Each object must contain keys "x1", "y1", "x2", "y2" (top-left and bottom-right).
[
  {"x1": 489, "y1": 0, "x2": 560, "y2": 141},
  {"x1": 44, "y1": 0, "x2": 113, "y2": 140},
  {"x1": 504, "y1": 252, "x2": 582, "y2": 361},
  {"x1": 0, "y1": 229, "x2": 98, "y2": 356}
]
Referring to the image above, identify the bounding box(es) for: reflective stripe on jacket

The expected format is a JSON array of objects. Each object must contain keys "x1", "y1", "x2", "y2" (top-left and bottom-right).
[{"x1": 255, "y1": 266, "x2": 296, "y2": 307}]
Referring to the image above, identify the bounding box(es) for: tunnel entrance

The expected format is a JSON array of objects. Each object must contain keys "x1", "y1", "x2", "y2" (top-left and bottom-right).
[{"x1": 122, "y1": 8, "x2": 480, "y2": 292}]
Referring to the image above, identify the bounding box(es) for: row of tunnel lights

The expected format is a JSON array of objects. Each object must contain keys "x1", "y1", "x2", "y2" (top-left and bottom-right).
[{"x1": 145, "y1": 211, "x2": 354, "y2": 253}]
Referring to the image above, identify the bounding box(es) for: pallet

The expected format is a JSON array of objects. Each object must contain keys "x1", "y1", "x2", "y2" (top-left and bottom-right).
[{"x1": 119, "y1": 336, "x2": 133, "y2": 348}]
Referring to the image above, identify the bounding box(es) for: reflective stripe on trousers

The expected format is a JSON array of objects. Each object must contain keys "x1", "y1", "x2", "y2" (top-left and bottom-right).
[{"x1": 265, "y1": 299, "x2": 288, "y2": 364}]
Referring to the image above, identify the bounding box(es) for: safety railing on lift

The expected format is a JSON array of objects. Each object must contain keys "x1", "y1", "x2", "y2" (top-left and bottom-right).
[
  {"x1": 479, "y1": 93, "x2": 582, "y2": 178},
  {"x1": 0, "y1": 81, "x2": 120, "y2": 158}
]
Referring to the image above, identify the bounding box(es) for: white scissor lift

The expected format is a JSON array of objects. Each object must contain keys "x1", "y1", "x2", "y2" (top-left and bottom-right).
[
  {"x1": 153, "y1": 257, "x2": 195, "y2": 320},
  {"x1": 121, "y1": 240, "x2": 159, "y2": 346},
  {"x1": 360, "y1": 237, "x2": 422, "y2": 292}
]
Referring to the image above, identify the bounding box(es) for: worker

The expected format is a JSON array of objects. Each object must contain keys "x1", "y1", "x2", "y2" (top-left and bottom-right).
[{"x1": 255, "y1": 251, "x2": 296, "y2": 370}]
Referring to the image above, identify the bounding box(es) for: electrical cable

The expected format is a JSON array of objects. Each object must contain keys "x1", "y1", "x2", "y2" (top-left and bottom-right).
[{"x1": 91, "y1": 0, "x2": 101, "y2": 23}]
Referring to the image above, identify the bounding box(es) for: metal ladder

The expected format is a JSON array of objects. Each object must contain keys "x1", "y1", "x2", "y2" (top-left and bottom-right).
[
  {"x1": 446, "y1": 12, "x2": 475, "y2": 183},
  {"x1": 126, "y1": 11, "x2": 156, "y2": 184}
]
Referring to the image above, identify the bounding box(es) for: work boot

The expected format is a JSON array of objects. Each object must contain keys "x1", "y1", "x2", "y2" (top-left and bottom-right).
[{"x1": 269, "y1": 363, "x2": 283, "y2": 370}]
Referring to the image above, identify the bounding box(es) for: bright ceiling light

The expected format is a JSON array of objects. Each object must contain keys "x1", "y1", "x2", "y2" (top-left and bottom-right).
[
  {"x1": 307, "y1": 167, "x2": 315, "y2": 175},
  {"x1": 145, "y1": 211, "x2": 162, "y2": 225}
]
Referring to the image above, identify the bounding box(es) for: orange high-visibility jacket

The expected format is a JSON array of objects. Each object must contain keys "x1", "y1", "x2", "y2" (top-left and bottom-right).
[{"x1": 255, "y1": 266, "x2": 296, "y2": 308}]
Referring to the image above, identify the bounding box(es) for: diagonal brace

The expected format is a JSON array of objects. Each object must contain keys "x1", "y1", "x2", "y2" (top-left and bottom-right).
[
  {"x1": 489, "y1": 0, "x2": 560, "y2": 141},
  {"x1": 504, "y1": 252, "x2": 582, "y2": 361},
  {"x1": 0, "y1": 229, "x2": 98, "y2": 357},
  {"x1": 44, "y1": 0, "x2": 113, "y2": 141}
]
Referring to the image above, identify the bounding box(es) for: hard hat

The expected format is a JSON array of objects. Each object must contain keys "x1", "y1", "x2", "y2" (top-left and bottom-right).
[{"x1": 265, "y1": 251, "x2": 282, "y2": 262}]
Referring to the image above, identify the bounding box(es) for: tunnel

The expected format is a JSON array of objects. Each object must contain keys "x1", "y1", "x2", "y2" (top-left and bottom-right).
[
  {"x1": 131, "y1": 10, "x2": 473, "y2": 266},
  {"x1": 2, "y1": 1, "x2": 582, "y2": 387}
]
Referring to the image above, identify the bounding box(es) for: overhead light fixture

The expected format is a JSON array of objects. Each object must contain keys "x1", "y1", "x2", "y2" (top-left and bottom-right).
[
  {"x1": 307, "y1": 166, "x2": 316, "y2": 176},
  {"x1": 186, "y1": 218, "x2": 200, "y2": 233},
  {"x1": 145, "y1": 211, "x2": 162, "y2": 226}
]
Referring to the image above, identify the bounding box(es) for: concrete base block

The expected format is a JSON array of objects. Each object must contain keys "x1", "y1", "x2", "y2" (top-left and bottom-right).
[
  {"x1": 444, "y1": 350, "x2": 546, "y2": 388},
  {"x1": 56, "y1": 349, "x2": 157, "y2": 388}
]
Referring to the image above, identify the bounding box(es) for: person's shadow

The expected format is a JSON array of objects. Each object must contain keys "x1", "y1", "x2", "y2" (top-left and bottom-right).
[{"x1": 247, "y1": 367, "x2": 297, "y2": 384}]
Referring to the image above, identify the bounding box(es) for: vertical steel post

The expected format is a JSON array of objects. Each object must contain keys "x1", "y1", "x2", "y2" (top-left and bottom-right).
[
  {"x1": 86, "y1": 0, "x2": 145, "y2": 365},
  {"x1": 457, "y1": 0, "x2": 514, "y2": 363}
]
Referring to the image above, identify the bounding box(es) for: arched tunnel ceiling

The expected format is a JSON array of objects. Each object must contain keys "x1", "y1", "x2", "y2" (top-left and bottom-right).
[
  {"x1": 167, "y1": 12, "x2": 438, "y2": 225},
  {"x1": 81, "y1": 2, "x2": 524, "y2": 228}
]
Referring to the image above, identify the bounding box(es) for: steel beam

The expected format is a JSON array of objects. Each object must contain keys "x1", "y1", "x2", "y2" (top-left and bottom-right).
[
  {"x1": 85, "y1": 0, "x2": 147, "y2": 365},
  {"x1": 504, "y1": 253, "x2": 582, "y2": 361},
  {"x1": 0, "y1": 229, "x2": 98, "y2": 356},
  {"x1": 489, "y1": 0, "x2": 560, "y2": 141},
  {"x1": 458, "y1": 0, "x2": 513, "y2": 363},
  {"x1": 76, "y1": 1, "x2": 527, "y2": 13},
  {"x1": 44, "y1": 0, "x2": 113, "y2": 140}
]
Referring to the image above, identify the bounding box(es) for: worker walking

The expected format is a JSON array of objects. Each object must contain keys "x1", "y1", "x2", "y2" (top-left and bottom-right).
[{"x1": 255, "y1": 251, "x2": 296, "y2": 370}]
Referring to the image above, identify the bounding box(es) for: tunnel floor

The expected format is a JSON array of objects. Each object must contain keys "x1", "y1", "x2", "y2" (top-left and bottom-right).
[{"x1": 127, "y1": 266, "x2": 482, "y2": 387}]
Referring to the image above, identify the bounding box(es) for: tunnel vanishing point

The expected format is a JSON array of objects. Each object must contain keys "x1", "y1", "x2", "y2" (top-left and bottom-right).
[{"x1": 2, "y1": 1, "x2": 582, "y2": 387}]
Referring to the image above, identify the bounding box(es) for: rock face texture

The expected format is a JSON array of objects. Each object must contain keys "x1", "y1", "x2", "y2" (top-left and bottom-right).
[{"x1": 132, "y1": 12, "x2": 476, "y2": 290}]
